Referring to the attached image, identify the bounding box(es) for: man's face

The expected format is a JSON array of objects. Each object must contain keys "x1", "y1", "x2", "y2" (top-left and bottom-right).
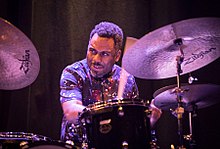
[{"x1": 87, "y1": 33, "x2": 121, "y2": 78}]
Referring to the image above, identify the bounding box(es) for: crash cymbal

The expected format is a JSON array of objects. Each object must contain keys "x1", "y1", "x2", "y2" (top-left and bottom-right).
[
  {"x1": 122, "y1": 17, "x2": 220, "y2": 79},
  {"x1": 0, "y1": 18, "x2": 40, "y2": 90},
  {"x1": 153, "y1": 84, "x2": 220, "y2": 111}
]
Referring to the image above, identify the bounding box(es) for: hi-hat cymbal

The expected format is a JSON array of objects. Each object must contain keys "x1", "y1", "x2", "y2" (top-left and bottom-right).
[
  {"x1": 153, "y1": 84, "x2": 220, "y2": 111},
  {"x1": 122, "y1": 17, "x2": 220, "y2": 79},
  {"x1": 0, "y1": 18, "x2": 40, "y2": 90}
]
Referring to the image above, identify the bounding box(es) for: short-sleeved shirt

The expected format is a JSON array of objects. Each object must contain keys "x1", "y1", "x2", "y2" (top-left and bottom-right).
[
  {"x1": 60, "y1": 59, "x2": 139, "y2": 141},
  {"x1": 60, "y1": 59, "x2": 139, "y2": 105}
]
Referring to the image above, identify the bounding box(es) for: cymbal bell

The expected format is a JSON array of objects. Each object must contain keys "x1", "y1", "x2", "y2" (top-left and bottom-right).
[
  {"x1": 122, "y1": 17, "x2": 220, "y2": 79},
  {"x1": 0, "y1": 18, "x2": 40, "y2": 90},
  {"x1": 153, "y1": 84, "x2": 220, "y2": 111}
]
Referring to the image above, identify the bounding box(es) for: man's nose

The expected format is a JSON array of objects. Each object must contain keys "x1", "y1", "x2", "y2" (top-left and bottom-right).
[{"x1": 93, "y1": 53, "x2": 102, "y2": 62}]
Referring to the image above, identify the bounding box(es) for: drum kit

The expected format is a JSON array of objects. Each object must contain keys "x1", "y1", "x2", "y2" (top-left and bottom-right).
[{"x1": 0, "y1": 17, "x2": 220, "y2": 149}]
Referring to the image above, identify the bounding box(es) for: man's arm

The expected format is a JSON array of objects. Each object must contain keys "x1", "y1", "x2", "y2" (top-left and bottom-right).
[
  {"x1": 61, "y1": 99, "x2": 85, "y2": 124},
  {"x1": 149, "y1": 99, "x2": 162, "y2": 128}
]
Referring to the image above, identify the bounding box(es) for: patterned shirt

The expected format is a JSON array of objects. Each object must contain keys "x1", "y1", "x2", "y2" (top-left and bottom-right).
[{"x1": 60, "y1": 59, "x2": 139, "y2": 105}]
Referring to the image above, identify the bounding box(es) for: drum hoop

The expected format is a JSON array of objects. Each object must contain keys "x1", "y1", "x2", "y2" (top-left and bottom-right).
[
  {"x1": 87, "y1": 98, "x2": 149, "y2": 111},
  {"x1": 0, "y1": 132, "x2": 51, "y2": 141},
  {"x1": 20, "y1": 140, "x2": 75, "y2": 149}
]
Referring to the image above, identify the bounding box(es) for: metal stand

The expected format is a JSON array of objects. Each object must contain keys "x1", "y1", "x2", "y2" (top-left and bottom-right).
[
  {"x1": 184, "y1": 105, "x2": 197, "y2": 149},
  {"x1": 174, "y1": 38, "x2": 185, "y2": 149},
  {"x1": 172, "y1": 38, "x2": 198, "y2": 149}
]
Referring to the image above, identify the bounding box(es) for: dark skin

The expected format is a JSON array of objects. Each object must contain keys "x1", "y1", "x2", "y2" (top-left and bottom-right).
[{"x1": 87, "y1": 33, "x2": 121, "y2": 78}]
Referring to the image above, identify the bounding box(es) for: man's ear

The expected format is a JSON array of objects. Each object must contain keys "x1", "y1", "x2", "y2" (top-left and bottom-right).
[{"x1": 115, "y1": 50, "x2": 121, "y2": 62}]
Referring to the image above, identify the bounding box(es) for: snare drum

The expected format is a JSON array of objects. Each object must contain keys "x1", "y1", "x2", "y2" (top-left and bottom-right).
[
  {"x1": 79, "y1": 98, "x2": 151, "y2": 149},
  {"x1": 20, "y1": 140, "x2": 78, "y2": 149},
  {"x1": 0, "y1": 132, "x2": 51, "y2": 149}
]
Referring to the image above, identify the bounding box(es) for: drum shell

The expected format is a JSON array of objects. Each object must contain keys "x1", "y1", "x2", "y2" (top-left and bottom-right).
[{"x1": 83, "y1": 104, "x2": 151, "y2": 149}]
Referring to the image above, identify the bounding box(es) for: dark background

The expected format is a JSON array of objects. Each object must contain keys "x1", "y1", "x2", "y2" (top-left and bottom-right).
[{"x1": 0, "y1": 0, "x2": 220, "y2": 148}]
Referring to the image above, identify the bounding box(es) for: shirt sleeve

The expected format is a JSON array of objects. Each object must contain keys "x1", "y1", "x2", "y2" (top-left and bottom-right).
[{"x1": 59, "y1": 65, "x2": 83, "y2": 103}]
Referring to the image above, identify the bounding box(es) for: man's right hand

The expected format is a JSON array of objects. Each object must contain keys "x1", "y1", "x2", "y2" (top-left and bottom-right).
[{"x1": 62, "y1": 100, "x2": 86, "y2": 124}]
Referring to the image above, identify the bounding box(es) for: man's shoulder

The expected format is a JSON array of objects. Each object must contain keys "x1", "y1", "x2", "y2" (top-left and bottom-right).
[
  {"x1": 61, "y1": 59, "x2": 89, "y2": 78},
  {"x1": 66, "y1": 59, "x2": 88, "y2": 70}
]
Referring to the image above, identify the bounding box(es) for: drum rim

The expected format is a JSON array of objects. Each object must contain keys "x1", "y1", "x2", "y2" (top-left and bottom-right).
[
  {"x1": 87, "y1": 98, "x2": 149, "y2": 111},
  {"x1": 0, "y1": 132, "x2": 52, "y2": 141},
  {"x1": 20, "y1": 140, "x2": 77, "y2": 149}
]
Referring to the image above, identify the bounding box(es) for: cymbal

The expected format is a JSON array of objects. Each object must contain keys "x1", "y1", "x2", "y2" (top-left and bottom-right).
[
  {"x1": 153, "y1": 84, "x2": 220, "y2": 111},
  {"x1": 124, "y1": 37, "x2": 138, "y2": 54},
  {"x1": 0, "y1": 18, "x2": 40, "y2": 90},
  {"x1": 122, "y1": 17, "x2": 220, "y2": 79}
]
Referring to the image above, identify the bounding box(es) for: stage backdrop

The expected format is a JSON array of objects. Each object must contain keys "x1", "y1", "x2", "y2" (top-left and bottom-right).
[{"x1": 0, "y1": 0, "x2": 220, "y2": 148}]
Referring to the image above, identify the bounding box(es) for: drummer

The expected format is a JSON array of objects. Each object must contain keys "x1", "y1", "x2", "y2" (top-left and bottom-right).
[{"x1": 59, "y1": 21, "x2": 161, "y2": 142}]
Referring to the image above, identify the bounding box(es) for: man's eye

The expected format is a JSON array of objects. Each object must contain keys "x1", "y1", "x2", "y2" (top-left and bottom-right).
[
  {"x1": 101, "y1": 52, "x2": 110, "y2": 56},
  {"x1": 89, "y1": 48, "x2": 97, "y2": 54}
]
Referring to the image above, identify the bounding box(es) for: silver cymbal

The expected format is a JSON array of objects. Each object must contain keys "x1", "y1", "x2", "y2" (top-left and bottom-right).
[
  {"x1": 153, "y1": 84, "x2": 220, "y2": 111},
  {"x1": 0, "y1": 18, "x2": 40, "y2": 90},
  {"x1": 122, "y1": 17, "x2": 220, "y2": 79}
]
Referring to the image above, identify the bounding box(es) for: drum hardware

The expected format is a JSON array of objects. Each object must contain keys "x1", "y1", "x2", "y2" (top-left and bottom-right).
[
  {"x1": 150, "y1": 130, "x2": 160, "y2": 149},
  {"x1": 171, "y1": 37, "x2": 186, "y2": 148},
  {"x1": 183, "y1": 104, "x2": 197, "y2": 149},
  {"x1": 154, "y1": 83, "x2": 220, "y2": 148},
  {"x1": 122, "y1": 141, "x2": 128, "y2": 149},
  {"x1": 20, "y1": 140, "x2": 77, "y2": 149},
  {"x1": 145, "y1": 109, "x2": 152, "y2": 116},
  {"x1": 0, "y1": 132, "x2": 76, "y2": 149},
  {"x1": 153, "y1": 84, "x2": 220, "y2": 112},
  {"x1": 122, "y1": 17, "x2": 220, "y2": 148},
  {"x1": 79, "y1": 122, "x2": 89, "y2": 149},
  {"x1": 118, "y1": 106, "x2": 124, "y2": 116},
  {"x1": 188, "y1": 74, "x2": 198, "y2": 84},
  {"x1": 81, "y1": 139, "x2": 89, "y2": 149}
]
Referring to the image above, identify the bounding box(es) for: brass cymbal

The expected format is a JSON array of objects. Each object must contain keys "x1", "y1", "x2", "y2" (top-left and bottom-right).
[
  {"x1": 0, "y1": 18, "x2": 40, "y2": 90},
  {"x1": 124, "y1": 37, "x2": 138, "y2": 54},
  {"x1": 122, "y1": 17, "x2": 220, "y2": 79},
  {"x1": 153, "y1": 84, "x2": 220, "y2": 111}
]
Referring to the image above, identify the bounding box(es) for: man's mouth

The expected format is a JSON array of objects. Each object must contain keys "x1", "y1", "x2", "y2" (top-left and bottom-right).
[{"x1": 92, "y1": 64, "x2": 103, "y2": 70}]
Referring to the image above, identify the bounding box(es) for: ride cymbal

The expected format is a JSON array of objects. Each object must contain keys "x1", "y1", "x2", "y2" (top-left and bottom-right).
[
  {"x1": 0, "y1": 18, "x2": 40, "y2": 90},
  {"x1": 153, "y1": 84, "x2": 220, "y2": 111},
  {"x1": 122, "y1": 17, "x2": 220, "y2": 79}
]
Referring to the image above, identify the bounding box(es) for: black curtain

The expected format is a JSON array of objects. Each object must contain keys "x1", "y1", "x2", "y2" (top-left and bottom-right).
[{"x1": 1, "y1": 0, "x2": 220, "y2": 148}]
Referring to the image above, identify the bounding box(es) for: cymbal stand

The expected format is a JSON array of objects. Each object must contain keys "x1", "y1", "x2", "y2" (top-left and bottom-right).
[
  {"x1": 174, "y1": 38, "x2": 185, "y2": 149},
  {"x1": 184, "y1": 104, "x2": 197, "y2": 149}
]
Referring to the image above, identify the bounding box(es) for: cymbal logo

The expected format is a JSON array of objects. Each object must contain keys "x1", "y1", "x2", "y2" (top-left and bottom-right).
[
  {"x1": 18, "y1": 49, "x2": 32, "y2": 74},
  {"x1": 184, "y1": 47, "x2": 216, "y2": 66}
]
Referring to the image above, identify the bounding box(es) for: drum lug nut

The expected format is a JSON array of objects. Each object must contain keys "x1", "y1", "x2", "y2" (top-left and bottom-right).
[
  {"x1": 145, "y1": 109, "x2": 152, "y2": 116},
  {"x1": 118, "y1": 106, "x2": 124, "y2": 117},
  {"x1": 122, "y1": 141, "x2": 128, "y2": 149}
]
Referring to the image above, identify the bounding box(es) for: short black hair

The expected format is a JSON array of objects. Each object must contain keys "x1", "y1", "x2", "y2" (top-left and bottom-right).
[{"x1": 89, "y1": 21, "x2": 123, "y2": 51}]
